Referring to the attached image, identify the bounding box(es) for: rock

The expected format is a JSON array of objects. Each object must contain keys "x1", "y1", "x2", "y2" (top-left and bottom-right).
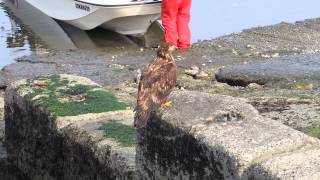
[
  {"x1": 0, "y1": 143, "x2": 6, "y2": 160},
  {"x1": 176, "y1": 55, "x2": 183, "y2": 61},
  {"x1": 134, "y1": 69, "x2": 142, "y2": 84},
  {"x1": 185, "y1": 66, "x2": 200, "y2": 76},
  {"x1": 195, "y1": 71, "x2": 209, "y2": 80},
  {"x1": 293, "y1": 82, "x2": 314, "y2": 90},
  {"x1": 271, "y1": 53, "x2": 280, "y2": 58},
  {"x1": 215, "y1": 53, "x2": 320, "y2": 87},
  {"x1": 0, "y1": 91, "x2": 3, "y2": 143},
  {"x1": 0, "y1": 73, "x2": 6, "y2": 89},
  {"x1": 0, "y1": 157, "x2": 30, "y2": 180},
  {"x1": 247, "y1": 83, "x2": 263, "y2": 89},
  {"x1": 5, "y1": 74, "x2": 137, "y2": 180},
  {"x1": 0, "y1": 50, "x2": 137, "y2": 87},
  {"x1": 137, "y1": 90, "x2": 320, "y2": 180},
  {"x1": 232, "y1": 49, "x2": 239, "y2": 56},
  {"x1": 33, "y1": 79, "x2": 48, "y2": 87},
  {"x1": 261, "y1": 54, "x2": 271, "y2": 58},
  {"x1": 246, "y1": 44, "x2": 257, "y2": 50}
]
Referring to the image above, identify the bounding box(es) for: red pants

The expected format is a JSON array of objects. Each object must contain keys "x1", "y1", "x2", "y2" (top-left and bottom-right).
[{"x1": 161, "y1": 0, "x2": 191, "y2": 48}]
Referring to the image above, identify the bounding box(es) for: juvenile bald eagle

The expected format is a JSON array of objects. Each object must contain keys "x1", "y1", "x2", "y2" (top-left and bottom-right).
[{"x1": 134, "y1": 44, "x2": 177, "y2": 128}]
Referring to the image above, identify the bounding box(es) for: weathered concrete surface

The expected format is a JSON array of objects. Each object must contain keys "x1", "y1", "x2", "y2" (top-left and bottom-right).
[
  {"x1": 0, "y1": 90, "x2": 30, "y2": 180},
  {"x1": 55, "y1": 111, "x2": 137, "y2": 180},
  {"x1": 137, "y1": 90, "x2": 320, "y2": 180},
  {"x1": 248, "y1": 98, "x2": 320, "y2": 131},
  {"x1": 244, "y1": 145, "x2": 320, "y2": 179},
  {"x1": 216, "y1": 53, "x2": 320, "y2": 87},
  {"x1": 0, "y1": 50, "x2": 137, "y2": 88},
  {"x1": 5, "y1": 74, "x2": 137, "y2": 180},
  {"x1": 0, "y1": 157, "x2": 31, "y2": 180}
]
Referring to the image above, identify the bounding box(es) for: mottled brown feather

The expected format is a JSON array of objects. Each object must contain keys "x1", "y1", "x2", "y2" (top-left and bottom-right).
[{"x1": 134, "y1": 51, "x2": 176, "y2": 128}]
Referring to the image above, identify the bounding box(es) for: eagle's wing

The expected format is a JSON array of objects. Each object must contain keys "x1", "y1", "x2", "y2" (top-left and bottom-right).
[
  {"x1": 139, "y1": 58, "x2": 176, "y2": 105},
  {"x1": 134, "y1": 58, "x2": 176, "y2": 128}
]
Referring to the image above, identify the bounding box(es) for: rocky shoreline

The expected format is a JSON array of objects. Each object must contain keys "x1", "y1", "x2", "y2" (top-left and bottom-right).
[
  {"x1": 2, "y1": 18, "x2": 320, "y2": 136},
  {"x1": 1, "y1": 17, "x2": 320, "y2": 178}
]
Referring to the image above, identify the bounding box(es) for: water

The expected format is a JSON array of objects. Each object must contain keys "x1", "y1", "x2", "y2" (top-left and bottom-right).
[
  {"x1": 0, "y1": 0, "x2": 31, "y2": 68},
  {"x1": 0, "y1": 0, "x2": 142, "y2": 68},
  {"x1": 1, "y1": 0, "x2": 320, "y2": 68},
  {"x1": 191, "y1": 0, "x2": 320, "y2": 41}
]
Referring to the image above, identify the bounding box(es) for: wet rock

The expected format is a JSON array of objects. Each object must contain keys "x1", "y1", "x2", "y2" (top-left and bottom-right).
[
  {"x1": 0, "y1": 157, "x2": 30, "y2": 180},
  {"x1": 137, "y1": 90, "x2": 320, "y2": 179},
  {"x1": 250, "y1": 98, "x2": 320, "y2": 131},
  {"x1": 0, "y1": 50, "x2": 140, "y2": 87},
  {"x1": 216, "y1": 53, "x2": 320, "y2": 87},
  {"x1": 1, "y1": 91, "x2": 29, "y2": 179}
]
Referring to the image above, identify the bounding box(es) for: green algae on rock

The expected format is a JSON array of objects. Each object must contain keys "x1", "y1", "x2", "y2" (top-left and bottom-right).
[
  {"x1": 305, "y1": 126, "x2": 320, "y2": 139},
  {"x1": 99, "y1": 121, "x2": 137, "y2": 147},
  {"x1": 17, "y1": 74, "x2": 129, "y2": 117}
]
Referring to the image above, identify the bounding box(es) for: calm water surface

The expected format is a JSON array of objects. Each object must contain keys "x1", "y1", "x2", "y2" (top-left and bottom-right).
[
  {"x1": 191, "y1": 0, "x2": 320, "y2": 41},
  {"x1": 1, "y1": 0, "x2": 320, "y2": 68},
  {"x1": 0, "y1": 0, "x2": 32, "y2": 68}
]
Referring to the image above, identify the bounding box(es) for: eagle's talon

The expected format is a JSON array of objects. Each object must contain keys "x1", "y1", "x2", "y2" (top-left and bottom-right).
[{"x1": 161, "y1": 100, "x2": 172, "y2": 108}]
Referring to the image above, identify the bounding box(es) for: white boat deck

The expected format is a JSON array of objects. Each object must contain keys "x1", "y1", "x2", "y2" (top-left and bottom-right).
[
  {"x1": 76, "y1": 0, "x2": 161, "y2": 6},
  {"x1": 25, "y1": 0, "x2": 162, "y2": 34}
]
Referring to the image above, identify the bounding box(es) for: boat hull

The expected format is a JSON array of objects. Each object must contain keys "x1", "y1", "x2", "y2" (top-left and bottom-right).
[{"x1": 25, "y1": 0, "x2": 162, "y2": 35}]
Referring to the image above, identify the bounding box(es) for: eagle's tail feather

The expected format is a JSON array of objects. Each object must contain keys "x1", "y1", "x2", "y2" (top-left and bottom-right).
[{"x1": 134, "y1": 108, "x2": 151, "y2": 128}]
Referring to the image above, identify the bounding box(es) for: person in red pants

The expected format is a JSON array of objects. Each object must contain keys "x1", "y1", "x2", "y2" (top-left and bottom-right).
[{"x1": 161, "y1": 0, "x2": 191, "y2": 49}]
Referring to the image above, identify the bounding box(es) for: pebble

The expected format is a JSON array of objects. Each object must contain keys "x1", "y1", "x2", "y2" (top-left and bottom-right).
[
  {"x1": 271, "y1": 53, "x2": 280, "y2": 58},
  {"x1": 232, "y1": 49, "x2": 239, "y2": 56},
  {"x1": 184, "y1": 66, "x2": 200, "y2": 76},
  {"x1": 247, "y1": 83, "x2": 263, "y2": 89},
  {"x1": 261, "y1": 54, "x2": 271, "y2": 58},
  {"x1": 246, "y1": 44, "x2": 257, "y2": 50},
  {"x1": 195, "y1": 71, "x2": 209, "y2": 79}
]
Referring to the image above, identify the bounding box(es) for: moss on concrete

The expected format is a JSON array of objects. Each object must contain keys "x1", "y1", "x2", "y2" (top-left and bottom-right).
[
  {"x1": 19, "y1": 75, "x2": 128, "y2": 117},
  {"x1": 99, "y1": 121, "x2": 136, "y2": 147},
  {"x1": 305, "y1": 127, "x2": 320, "y2": 139}
]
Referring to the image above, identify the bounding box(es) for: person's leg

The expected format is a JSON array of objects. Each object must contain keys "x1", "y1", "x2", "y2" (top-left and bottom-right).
[
  {"x1": 177, "y1": 0, "x2": 191, "y2": 48},
  {"x1": 161, "y1": 0, "x2": 180, "y2": 47}
]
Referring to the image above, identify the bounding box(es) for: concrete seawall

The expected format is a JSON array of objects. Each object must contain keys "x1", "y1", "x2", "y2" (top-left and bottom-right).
[
  {"x1": 4, "y1": 75, "x2": 320, "y2": 179},
  {"x1": 5, "y1": 74, "x2": 137, "y2": 180},
  {"x1": 137, "y1": 91, "x2": 320, "y2": 179}
]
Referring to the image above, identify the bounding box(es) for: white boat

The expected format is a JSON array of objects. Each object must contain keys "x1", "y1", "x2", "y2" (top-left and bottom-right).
[{"x1": 24, "y1": 0, "x2": 162, "y2": 35}]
